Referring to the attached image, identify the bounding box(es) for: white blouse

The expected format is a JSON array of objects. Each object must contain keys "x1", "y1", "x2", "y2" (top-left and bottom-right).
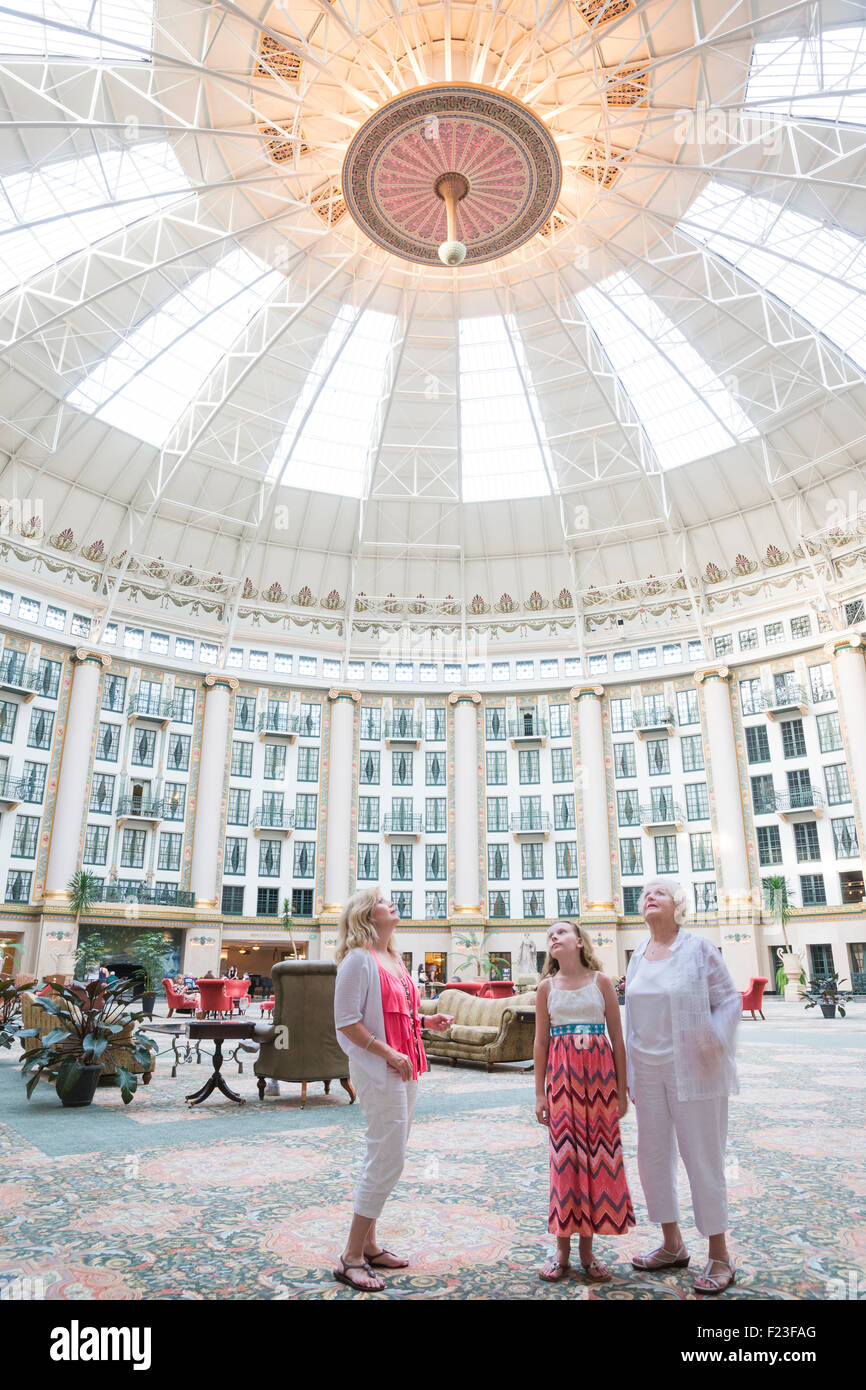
[{"x1": 627, "y1": 954, "x2": 676, "y2": 1062}]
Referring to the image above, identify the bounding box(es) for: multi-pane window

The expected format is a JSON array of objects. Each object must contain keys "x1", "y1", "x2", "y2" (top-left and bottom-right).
[
  {"x1": 549, "y1": 703, "x2": 570, "y2": 738},
  {"x1": 650, "y1": 785, "x2": 676, "y2": 821},
  {"x1": 173, "y1": 687, "x2": 195, "y2": 723},
  {"x1": 0, "y1": 701, "x2": 17, "y2": 742},
  {"x1": 426, "y1": 797, "x2": 447, "y2": 833},
  {"x1": 695, "y1": 881, "x2": 718, "y2": 913},
  {"x1": 89, "y1": 772, "x2": 115, "y2": 811},
  {"x1": 832, "y1": 817, "x2": 859, "y2": 858},
  {"x1": 37, "y1": 658, "x2": 61, "y2": 699},
  {"x1": 800, "y1": 874, "x2": 827, "y2": 906},
  {"x1": 786, "y1": 768, "x2": 813, "y2": 807},
  {"x1": 680, "y1": 734, "x2": 704, "y2": 772},
  {"x1": 817, "y1": 712, "x2": 843, "y2": 753},
  {"x1": 390, "y1": 798, "x2": 415, "y2": 832},
  {"x1": 392, "y1": 751, "x2": 413, "y2": 786},
  {"x1": 489, "y1": 890, "x2": 510, "y2": 918},
  {"x1": 764, "y1": 622, "x2": 784, "y2": 645},
  {"x1": 257, "y1": 887, "x2": 279, "y2": 915},
  {"x1": 521, "y1": 843, "x2": 544, "y2": 878},
  {"x1": 425, "y1": 844, "x2": 447, "y2": 880},
  {"x1": 83, "y1": 824, "x2": 109, "y2": 865},
  {"x1": 27, "y1": 707, "x2": 54, "y2": 750},
  {"x1": 167, "y1": 732, "x2": 190, "y2": 771},
  {"x1": 425, "y1": 751, "x2": 447, "y2": 786},
  {"x1": 757, "y1": 824, "x2": 783, "y2": 866},
  {"x1": 485, "y1": 706, "x2": 506, "y2": 740},
  {"x1": 781, "y1": 719, "x2": 807, "y2": 759},
  {"x1": 299, "y1": 703, "x2": 321, "y2": 738},
  {"x1": 519, "y1": 750, "x2": 540, "y2": 783},
  {"x1": 809, "y1": 664, "x2": 834, "y2": 703},
  {"x1": 360, "y1": 706, "x2": 382, "y2": 740},
  {"x1": 259, "y1": 839, "x2": 281, "y2": 877},
  {"x1": 297, "y1": 747, "x2": 320, "y2": 782},
  {"x1": 554, "y1": 794, "x2": 575, "y2": 830},
  {"x1": 610, "y1": 697, "x2": 633, "y2": 733},
  {"x1": 264, "y1": 744, "x2": 286, "y2": 780},
  {"x1": 260, "y1": 791, "x2": 285, "y2": 827},
  {"x1": 120, "y1": 829, "x2": 146, "y2": 868},
  {"x1": 646, "y1": 739, "x2": 670, "y2": 775},
  {"x1": 359, "y1": 749, "x2": 380, "y2": 785},
  {"x1": 739, "y1": 678, "x2": 763, "y2": 716},
  {"x1": 222, "y1": 885, "x2": 244, "y2": 914},
  {"x1": 6, "y1": 871, "x2": 31, "y2": 903},
  {"x1": 676, "y1": 689, "x2": 699, "y2": 725},
  {"x1": 751, "y1": 774, "x2": 776, "y2": 815},
  {"x1": 824, "y1": 764, "x2": 851, "y2": 805},
  {"x1": 487, "y1": 796, "x2": 509, "y2": 832},
  {"x1": 745, "y1": 725, "x2": 770, "y2": 763},
  {"x1": 794, "y1": 822, "x2": 821, "y2": 862},
  {"x1": 487, "y1": 844, "x2": 510, "y2": 880},
  {"x1": 791, "y1": 614, "x2": 812, "y2": 639},
  {"x1": 556, "y1": 842, "x2": 578, "y2": 878},
  {"x1": 613, "y1": 743, "x2": 636, "y2": 779},
  {"x1": 620, "y1": 838, "x2": 643, "y2": 876},
  {"x1": 622, "y1": 885, "x2": 641, "y2": 914},
  {"x1": 557, "y1": 888, "x2": 580, "y2": 915},
  {"x1": 391, "y1": 890, "x2": 412, "y2": 919},
  {"x1": 95, "y1": 721, "x2": 119, "y2": 761},
  {"x1": 774, "y1": 671, "x2": 799, "y2": 704},
  {"x1": 293, "y1": 841, "x2": 316, "y2": 878},
  {"x1": 690, "y1": 832, "x2": 714, "y2": 872},
  {"x1": 551, "y1": 747, "x2": 573, "y2": 782},
  {"x1": 358, "y1": 796, "x2": 379, "y2": 832},
  {"x1": 685, "y1": 782, "x2": 710, "y2": 821},
  {"x1": 295, "y1": 794, "x2": 318, "y2": 830},
  {"x1": 714, "y1": 634, "x2": 733, "y2": 657},
  {"x1": 391, "y1": 834, "x2": 414, "y2": 878},
  {"x1": 11, "y1": 815, "x2": 39, "y2": 858},
  {"x1": 357, "y1": 844, "x2": 379, "y2": 880},
  {"x1": 519, "y1": 794, "x2": 542, "y2": 829},
  {"x1": 643, "y1": 694, "x2": 667, "y2": 723},
  {"x1": 234, "y1": 696, "x2": 256, "y2": 732},
  {"x1": 523, "y1": 889, "x2": 545, "y2": 918},
  {"x1": 231, "y1": 741, "x2": 253, "y2": 777},
  {"x1": 486, "y1": 751, "x2": 507, "y2": 784},
  {"x1": 158, "y1": 832, "x2": 182, "y2": 871},
  {"x1": 739, "y1": 628, "x2": 758, "y2": 651},
  {"x1": 224, "y1": 838, "x2": 247, "y2": 875},
  {"x1": 227, "y1": 788, "x2": 249, "y2": 825},
  {"x1": 131, "y1": 727, "x2": 155, "y2": 766},
  {"x1": 426, "y1": 892, "x2": 447, "y2": 919},
  {"x1": 20, "y1": 763, "x2": 46, "y2": 802},
  {"x1": 655, "y1": 835, "x2": 678, "y2": 874},
  {"x1": 291, "y1": 888, "x2": 313, "y2": 915},
  {"x1": 617, "y1": 789, "x2": 641, "y2": 828},
  {"x1": 164, "y1": 783, "x2": 186, "y2": 820},
  {"x1": 101, "y1": 673, "x2": 126, "y2": 712},
  {"x1": 425, "y1": 707, "x2": 446, "y2": 741}
]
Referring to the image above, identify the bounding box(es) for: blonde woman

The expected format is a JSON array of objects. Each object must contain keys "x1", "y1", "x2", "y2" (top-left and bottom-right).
[
  {"x1": 332, "y1": 887, "x2": 453, "y2": 1292},
  {"x1": 534, "y1": 920, "x2": 634, "y2": 1282},
  {"x1": 625, "y1": 879, "x2": 742, "y2": 1294}
]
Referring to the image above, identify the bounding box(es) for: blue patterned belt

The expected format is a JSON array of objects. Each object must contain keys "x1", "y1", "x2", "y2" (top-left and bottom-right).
[{"x1": 550, "y1": 1023, "x2": 605, "y2": 1036}]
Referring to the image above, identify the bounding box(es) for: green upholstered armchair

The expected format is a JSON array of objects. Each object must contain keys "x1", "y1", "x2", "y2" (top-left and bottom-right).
[{"x1": 253, "y1": 960, "x2": 355, "y2": 1107}]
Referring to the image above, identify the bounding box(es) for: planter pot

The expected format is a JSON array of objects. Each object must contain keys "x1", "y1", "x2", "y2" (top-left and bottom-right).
[
  {"x1": 820, "y1": 1004, "x2": 837, "y2": 1019},
  {"x1": 780, "y1": 952, "x2": 805, "y2": 1001},
  {"x1": 141, "y1": 992, "x2": 156, "y2": 1014},
  {"x1": 57, "y1": 1063, "x2": 102, "y2": 1108}
]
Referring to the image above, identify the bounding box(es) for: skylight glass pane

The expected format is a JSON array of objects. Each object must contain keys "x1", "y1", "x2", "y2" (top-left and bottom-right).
[
  {"x1": 0, "y1": 142, "x2": 189, "y2": 297},
  {"x1": 576, "y1": 271, "x2": 757, "y2": 469},
  {"x1": 459, "y1": 314, "x2": 551, "y2": 502},
  {"x1": 679, "y1": 182, "x2": 866, "y2": 371},
  {"x1": 269, "y1": 304, "x2": 396, "y2": 498},
  {"x1": 67, "y1": 246, "x2": 282, "y2": 447},
  {"x1": 0, "y1": 0, "x2": 153, "y2": 60},
  {"x1": 746, "y1": 24, "x2": 866, "y2": 125}
]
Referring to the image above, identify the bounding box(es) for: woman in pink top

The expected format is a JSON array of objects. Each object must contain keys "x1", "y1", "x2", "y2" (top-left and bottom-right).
[{"x1": 333, "y1": 887, "x2": 452, "y2": 1292}]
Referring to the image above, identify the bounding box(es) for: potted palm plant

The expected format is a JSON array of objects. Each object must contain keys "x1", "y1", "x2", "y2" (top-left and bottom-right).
[
  {"x1": 21, "y1": 979, "x2": 156, "y2": 1106},
  {"x1": 67, "y1": 868, "x2": 102, "y2": 979},
  {"x1": 452, "y1": 929, "x2": 493, "y2": 980},
  {"x1": 281, "y1": 897, "x2": 298, "y2": 959},
  {"x1": 763, "y1": 876, "x2": 804, "y2": 999},
  {"x1": 126, "y1": 931, "x2": 174, "y2": 1013}
]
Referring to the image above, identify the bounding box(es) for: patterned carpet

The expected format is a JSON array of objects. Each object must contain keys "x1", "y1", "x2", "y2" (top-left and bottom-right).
[{"x1": 1, "y1": 1000, "x2": 864, "y2": 1301}]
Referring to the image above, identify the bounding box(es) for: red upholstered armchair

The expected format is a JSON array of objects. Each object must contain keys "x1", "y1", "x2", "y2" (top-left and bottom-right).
[
  {"x1": 223, "y1": 978, "x2": 251, "y2": 1014},
  {"x1": 196, "y1": 978, "x2": 231, "y2": 1018},
  {"x1": 445, "y1": 980, "x2": 487, "y2": 996},
  {"x1": 480, "y1": 981, "x2": 515, "y2": 999},
  {"x1": 162, "y1": 978, "x2": 199, "y2": 1017},
  {"x1": 260, "y1": 995, "x2": 274, "y2": 1018},
  {"x1": 741, "y1": 977, "x2": 768, "y2": 1020}
]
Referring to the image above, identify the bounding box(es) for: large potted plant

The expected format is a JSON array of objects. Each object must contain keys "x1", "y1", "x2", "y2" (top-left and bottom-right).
[
  {"x1": 452, "y1": 928, "x2": 493, "y2": 980},
  {"x1": 281, "y1": 897, "x2": 298, "y2": 959},
  {"x1": 21, "y1": 979, "x2": 156, "y2": 1106},
  {"x1": 66, "y1": 868, "x2": 102, "y2": 979},
  {"x1": 803, "y1": 973, "x2": 853, "y2": 1020},
  {"x1": 764, "y1": 876, "x2": 804, "y2": 999},
  {"x1": 126, "y1": 930, "x2": 175, "y2": 1013}
]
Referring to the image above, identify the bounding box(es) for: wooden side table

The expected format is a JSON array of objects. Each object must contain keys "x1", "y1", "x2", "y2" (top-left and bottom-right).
[{"x1": 185, "y1": 1020, "x2": 260, "y2": 1106}]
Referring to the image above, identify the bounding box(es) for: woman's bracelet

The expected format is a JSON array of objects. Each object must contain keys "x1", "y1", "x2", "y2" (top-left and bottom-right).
[{"x1": 364, "y1": 1034, "x2": 378, "y2": 1052}]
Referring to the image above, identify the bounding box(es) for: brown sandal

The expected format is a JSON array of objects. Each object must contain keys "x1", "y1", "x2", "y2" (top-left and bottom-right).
[
  {"x1": 332, "y1": 1256, "x2": 385, "y2": 1292},
  {"x1": 581, "y1": 1257, "x2": 613, "y2": 1283},
  {"x1": 365, "y1": 1247, "x2": 409, "y2": 1269},
  {"x1": 539, "y1": 1258, "x2": 571, "y2": 1282}
]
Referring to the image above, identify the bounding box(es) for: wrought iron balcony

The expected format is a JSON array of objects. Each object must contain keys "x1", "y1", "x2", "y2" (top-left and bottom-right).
[
  {"x1": 633, "y1": 707, "x2": 676, "y2": 736},
  {"x1": 127, "y1": 695, "x2": 174, "y2": 724},
  {"x1": 761, "y1": 684, "x2": 809, "y2": 718},
  {"x1": 510, "y1": 812, "x2": 552, "y2": 837},
  {"x1": 0, "y1": 775, "x2": 24, "y2": 806},
  {"x1": 116, "y1": 796, "x2": 164, "y2": 821},
  {"x1": 775, "y1": 788, "x2": 824, "y2": 819},
  {"x1": 97, "y1": 884, "x2": 195, "y2": 907},
  {"x1": 383, "y1": 813, "x2": 423, "y2": 838},
  {"x1": 252, "y1": 807, "x2": 295, "y2": 834},
  {"x1": 641, "y1": 800, "x2": 685, "y2": 831},
  {"x1": 384, "y1": 719, "x2": 423, "y2": 745},
  {"x1": 0, "y1": 665, "x2": 39, "y2": 699},
  {"x1": 508, "y1": 717, "x2": 547, "y2": 744},
  {"x1": 257, "y1": 711, "x2": 299, "y2": 740}
]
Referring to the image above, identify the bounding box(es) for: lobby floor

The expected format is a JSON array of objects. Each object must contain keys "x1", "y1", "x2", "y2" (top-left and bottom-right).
[{"x1": 1, "y1": 999, "x2": 864, "y2": 1300}]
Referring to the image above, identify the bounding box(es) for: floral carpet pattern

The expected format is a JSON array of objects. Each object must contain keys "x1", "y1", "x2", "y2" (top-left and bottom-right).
[{"x1": 1, "y1": 1002, "x2": 864, "y2": 1300}]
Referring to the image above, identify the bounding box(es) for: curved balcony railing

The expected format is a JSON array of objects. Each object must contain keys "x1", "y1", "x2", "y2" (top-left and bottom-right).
[
  {"x1": 509, "y1": 813, "x2": 552, "y2": 832},
  {"x1": 775, "y1": 788, "x2": 824, "y2": 814},
  {"x1": 383, "y1": 814, "x2": 423, "y2": 834},
  {"x1": 257, "y1": 711, "x2": 298, "y2": 736},
  {"x1": 252, "y1": 807, "x2": 295, "y2": 830},
  {"x1": 640, "y1": 800, "x2": 685, "y2": 827},
  {"x1": 761, "y1": 684, "x2": 809, "y2": 713},
  {"x1": 384, "y1": 719, "x2": 423, "y2": 741},
  {"x1": 633, "y1": 707, "x2": 675, "y2": 731},
  {"x1": 116, "y1": 796, "x2": 164, "y2": 819},
  {"x1": 0, "y1": 666, "x2": 40, "y2": 694},
  {"x1": 127, "y1": 695, "x2": 173, "y2": 720},
  {"x1": 508, "y1": 718, "x2": 547, "y2": 739}
]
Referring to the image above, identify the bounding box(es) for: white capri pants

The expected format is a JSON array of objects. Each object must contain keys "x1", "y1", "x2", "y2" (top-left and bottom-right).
[
  {"x1": 350, "y1": 1067, "x2": 419, "y2": 1221},
  {"x1": 632, "y1": 1058, "x2": 729, "y2": 1238}
]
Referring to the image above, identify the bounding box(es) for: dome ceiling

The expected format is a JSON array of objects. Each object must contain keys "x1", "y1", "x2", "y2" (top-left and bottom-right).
[{"x1": 0, "y1": 0, "x2": 864, "y2": 651}]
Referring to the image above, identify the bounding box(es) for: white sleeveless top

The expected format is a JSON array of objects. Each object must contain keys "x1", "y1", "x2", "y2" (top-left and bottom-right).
[{"x1": 547, "y1": 972, "x2": 606, "y2": 1026}]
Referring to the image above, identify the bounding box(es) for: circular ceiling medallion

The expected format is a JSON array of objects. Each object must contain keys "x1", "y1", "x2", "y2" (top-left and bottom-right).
[{"x1": 342, "y1": 83, "x2": 562, "y2": 266}]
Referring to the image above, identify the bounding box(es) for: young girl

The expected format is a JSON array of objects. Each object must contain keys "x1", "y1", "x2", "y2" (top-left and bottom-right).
[{"x1": 534, "y1": 920, "x2": 635, "y2": 1282}]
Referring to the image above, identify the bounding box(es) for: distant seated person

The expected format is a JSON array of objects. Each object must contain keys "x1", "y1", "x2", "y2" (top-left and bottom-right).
[
  {"x1": 183, "y1": 973, "x2": 197, "y2": 990},
  {"x1": 226, "y1": 965, "x2": 239, "y2": 980},
  {"x1": 202, "y1": 970, "x2": 215, "y2": 979}
]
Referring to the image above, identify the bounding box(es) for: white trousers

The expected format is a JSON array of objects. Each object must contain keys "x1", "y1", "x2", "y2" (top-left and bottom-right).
[
  {"x1": 632, "y1": 1058, "x2": 729, "y2": 1238},
  {"x1": 351, "y1": 1067, "x2": 419, "y2": 1221}
]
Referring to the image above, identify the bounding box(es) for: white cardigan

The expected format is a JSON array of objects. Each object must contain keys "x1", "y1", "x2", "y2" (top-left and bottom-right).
[
  {"x1": 333, "y1": 947, "x2": 389, "y2": 1090},
  {"x1": 624, "y1": 931, "x2": 741, "y2": 1102}
]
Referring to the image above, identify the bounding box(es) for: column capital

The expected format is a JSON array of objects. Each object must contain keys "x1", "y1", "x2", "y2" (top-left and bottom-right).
[
  {"x1": 570, "y1": 684, "x2": 604, "y2": 702},
  {"x1": 202, "y1": 672, "x2": 239, "y2": 692},
  {"x1": 694, "y1": 665, "x2": 732, "y2": 685},
  {"x1": 327, "y1": 687, "x2": 361, "y2": 703},
  {"x1": 72, "y1": 648, "x2": 111, "y2": 668},
  {"x1": 824, "y1": 630, "x2": 865, "y2": 658},
  {"x1": 447, "y1": 690, "x2": 482, "y2": 705}
]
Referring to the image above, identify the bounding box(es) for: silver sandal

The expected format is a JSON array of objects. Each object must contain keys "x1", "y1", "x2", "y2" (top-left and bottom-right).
[{"x1": 632, "y1": 1242, "x2": 690, "y2": 1271}]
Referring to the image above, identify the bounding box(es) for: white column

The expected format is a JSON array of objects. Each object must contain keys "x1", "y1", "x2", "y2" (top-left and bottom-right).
[
  {"x1": 572, "y1": 686, "x2": 614, "y2": 913},
  {"x1": 826, "y1": 633, "x2": 866, "y2": 839},
  {"x1": 322, "y1": 689, "x2": 360, "y2": 914},
  {"x1": 43, "y1": 650, "x2": 111, "y2": 899},
  {"x1": 449, "y1": 692, "x2": 482, "y2": 917},
  {"x1": 696, "y1": 666, "x2": 761, "y2": 989},
  {"x1": 190, "y1": 673, "x2": 238, "y2": 908}
]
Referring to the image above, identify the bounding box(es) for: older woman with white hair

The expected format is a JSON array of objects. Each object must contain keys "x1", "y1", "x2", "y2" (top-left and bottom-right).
[{"x1": 625, "y1": 878, "x2": 742, "y2": 1294}]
